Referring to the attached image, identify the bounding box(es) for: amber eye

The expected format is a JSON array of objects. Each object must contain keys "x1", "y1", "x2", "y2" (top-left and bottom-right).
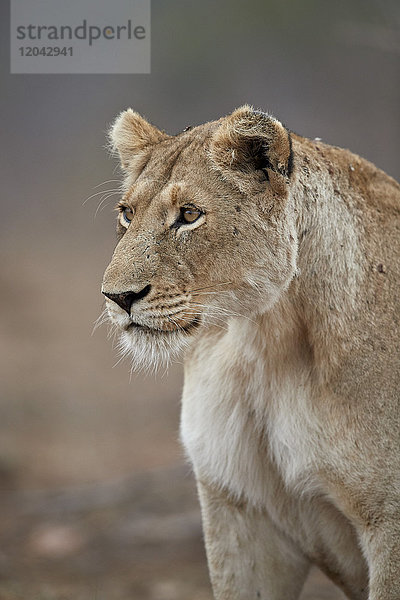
[
  {"x1": 180, "y1": 206, "x2": 202, "y2": 224},
  {"x1": 120, "y1": 207, "x2": 134, "y2": 226}
]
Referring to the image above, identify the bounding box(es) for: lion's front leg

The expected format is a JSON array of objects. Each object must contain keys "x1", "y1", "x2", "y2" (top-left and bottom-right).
[{"x1": 197, "y1": 480, "x2": 310, "y2": 600}]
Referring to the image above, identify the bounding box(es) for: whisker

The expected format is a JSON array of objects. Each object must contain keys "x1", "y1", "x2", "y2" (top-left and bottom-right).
[
  {"x1": 187, "y1": 281, "x2": 232, "y2": 294},
  {"x1": 92, "y1": 308, "x2": 109, "y2": 335},
  {"x1": 188, "y1": 302, "x2": 235, "y2": 314},
  {"x1": 83, "y1": 187, "x2": 121, "y2": 206},
  {"x1": 190, "y1": 312, "x2": 229, "y2": 332},
  {"x1": 93, "y1": 179, "x2": 121, "y2": 188},
  {"x1": 176, "y1": 308, "x2": 229, "y2": 332},
  {"x1": 191, "y1": 290, "x2": 232, "y2": 297},
  {"x1": 188, "y1": 302, "x2": 257, "y2": 325},
  {"x1": 167, "y1": 315, "x2": 185, "y2": 332},
  {"x1": 94, "y1": 191, "x2": 122, "y2": 218}
]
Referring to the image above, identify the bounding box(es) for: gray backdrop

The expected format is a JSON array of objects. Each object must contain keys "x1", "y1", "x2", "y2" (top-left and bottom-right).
[{"x1": 0, "y1": 1, "x2": 398, "y2": 598}]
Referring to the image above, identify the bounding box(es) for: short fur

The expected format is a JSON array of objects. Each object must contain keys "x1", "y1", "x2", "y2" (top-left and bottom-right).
[{"x1": 102, "y1": 105, "x2": 400, "y2": 599}]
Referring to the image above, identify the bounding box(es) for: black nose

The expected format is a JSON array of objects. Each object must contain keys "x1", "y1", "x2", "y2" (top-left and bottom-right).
[{"x1": 102, "y1": 285, "x2": 151, "y2": 315}]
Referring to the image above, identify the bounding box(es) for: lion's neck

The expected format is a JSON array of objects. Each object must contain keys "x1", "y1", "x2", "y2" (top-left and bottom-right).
[{"x1": 287, "y1": 161, "x2": 365, "y2": 382}]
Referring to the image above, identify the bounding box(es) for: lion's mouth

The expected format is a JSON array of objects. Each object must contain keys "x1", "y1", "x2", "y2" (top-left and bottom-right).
[{"x1": 124, "y1": 317, "x2": 200, "y2": 335}]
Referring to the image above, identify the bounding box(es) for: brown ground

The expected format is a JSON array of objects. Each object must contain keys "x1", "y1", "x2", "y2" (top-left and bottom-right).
[{"x1": 0, "y1": 242, "x2": 345, "y2": 599}]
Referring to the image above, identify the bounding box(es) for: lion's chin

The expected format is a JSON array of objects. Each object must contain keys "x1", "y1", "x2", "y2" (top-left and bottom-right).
[{"x1": 117, "y1": 325, "x2": 194, "y2": 373}]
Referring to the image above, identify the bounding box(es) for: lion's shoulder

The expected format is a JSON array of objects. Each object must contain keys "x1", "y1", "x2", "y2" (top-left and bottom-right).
[{"x1": 291, "y1": 133, "x2": 400, "y2": 221}]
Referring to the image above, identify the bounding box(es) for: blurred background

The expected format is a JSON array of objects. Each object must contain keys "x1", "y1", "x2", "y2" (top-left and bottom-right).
[{"x1": 0, "y1": 0, "x2": 399, "y2": 598}]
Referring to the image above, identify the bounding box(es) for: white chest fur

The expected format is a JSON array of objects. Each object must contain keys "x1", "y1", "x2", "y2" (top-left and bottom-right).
[{"x1": 180, "y1": 317, "x2": 319, "y2": 506}]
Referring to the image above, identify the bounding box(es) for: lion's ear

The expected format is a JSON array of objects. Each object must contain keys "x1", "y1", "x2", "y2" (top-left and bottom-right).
[
  {"x1": 109, "y1": 109, "x2": 169, "y2": 169},
  {"x1": 209, "y1": 105, "x2": 293, "y2": 195}
]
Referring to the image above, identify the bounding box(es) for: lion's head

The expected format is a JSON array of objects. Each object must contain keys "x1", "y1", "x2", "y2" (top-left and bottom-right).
[{"x1": 102, "y1": 106, "x2": 298, "y2": 370}]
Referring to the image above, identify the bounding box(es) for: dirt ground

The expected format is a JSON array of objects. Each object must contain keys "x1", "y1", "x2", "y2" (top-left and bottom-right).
[
  {"x1": 0, "y1": 466, "x2": 345, "y2": 600},
  {"x1": 0, "y1": 244, "x2": 345, "y2": 600}
]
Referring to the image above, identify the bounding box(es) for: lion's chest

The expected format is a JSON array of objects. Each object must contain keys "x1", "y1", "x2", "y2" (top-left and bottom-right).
[{"x1": 180, "y1": 322, "x2": 318, "y2": 505}]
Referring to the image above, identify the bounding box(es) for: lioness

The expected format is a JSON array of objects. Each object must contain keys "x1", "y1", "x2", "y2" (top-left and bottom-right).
[{"x1": 101, "y1": 106, "x2": 400, "y2": 600}]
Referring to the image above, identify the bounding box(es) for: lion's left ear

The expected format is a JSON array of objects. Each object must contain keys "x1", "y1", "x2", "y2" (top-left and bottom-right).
[{"x1": 209, "y1": 105, "x2": 293, "y2": 195}]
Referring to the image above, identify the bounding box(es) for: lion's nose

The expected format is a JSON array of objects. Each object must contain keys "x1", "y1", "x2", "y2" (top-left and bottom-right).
[{"x1": 102, "y1": 285, "x2": 151, "y2": 315}]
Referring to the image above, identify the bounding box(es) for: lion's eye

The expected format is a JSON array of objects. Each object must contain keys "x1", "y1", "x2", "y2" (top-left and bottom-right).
[
  {"x1": 180, "y1": 206, "x2": 202, "y2": 224},
  {"x1": 120, "y1": 207, "x2": 134, "y2": 226}
]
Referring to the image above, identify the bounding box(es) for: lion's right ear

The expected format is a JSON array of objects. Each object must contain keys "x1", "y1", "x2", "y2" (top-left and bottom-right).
[{"x1": 109, "y1": 109, "x2": 169, "y2": 169}]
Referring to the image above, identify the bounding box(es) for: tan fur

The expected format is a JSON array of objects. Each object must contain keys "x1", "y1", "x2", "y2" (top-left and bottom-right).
[{"x1": 102, "y1": 106, "x2": 400, "y2": 599}]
